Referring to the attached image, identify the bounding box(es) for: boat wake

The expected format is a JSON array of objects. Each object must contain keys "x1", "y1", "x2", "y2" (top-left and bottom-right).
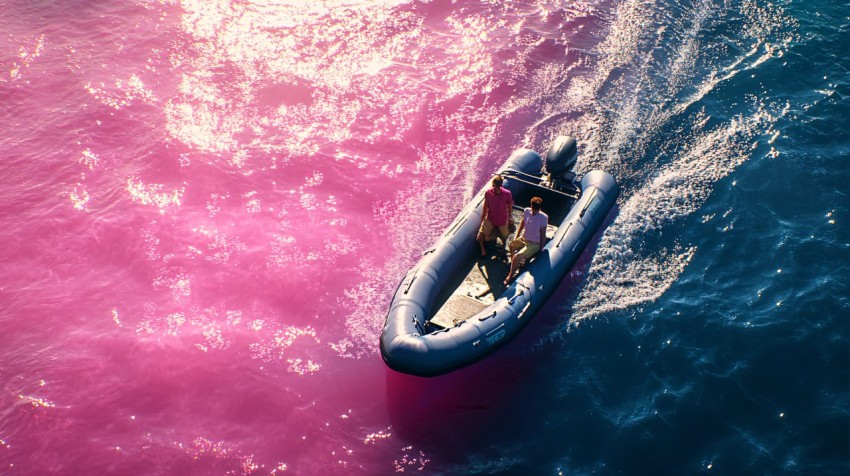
[
  {"x1": 570, "y1": 109, "x2": 775, "y2": 323},
  {"x1": 520, "y1": 0, "x2": 797, "y2": 326}
]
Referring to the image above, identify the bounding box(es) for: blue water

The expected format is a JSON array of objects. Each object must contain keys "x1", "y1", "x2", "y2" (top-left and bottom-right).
[
  {"x1": 521, "y1": 0, "x2": 850, "y2": 474},
  {"x1": 408, "y1": 0, "x2": 850, "y2": 474},
  {"x1": 1, "y1": 0, "x2": 849, "y2": 474}
]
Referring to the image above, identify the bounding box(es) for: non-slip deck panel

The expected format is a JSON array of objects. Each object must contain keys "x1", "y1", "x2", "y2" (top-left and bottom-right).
[{"x1": 429, "y1": 294, "x2": 488, "y2": 328}]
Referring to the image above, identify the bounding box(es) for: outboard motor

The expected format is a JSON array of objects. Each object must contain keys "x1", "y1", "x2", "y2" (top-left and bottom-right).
[{"x1": 545, "y1": 135, "x2": 578, "y2": 178}]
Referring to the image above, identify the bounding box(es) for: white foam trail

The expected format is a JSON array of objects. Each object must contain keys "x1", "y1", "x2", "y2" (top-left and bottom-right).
[
  {"x1": 501, "y1": 0, "x2": 801, "y2": 329},
  {"x1": 571, "y1": 109, "x2": 774, "y2": 323}
]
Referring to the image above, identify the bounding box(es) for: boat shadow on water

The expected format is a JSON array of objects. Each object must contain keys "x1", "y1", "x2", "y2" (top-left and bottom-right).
[{"x1": 384, "y1": 204, "x2": 619, "y2": 454}]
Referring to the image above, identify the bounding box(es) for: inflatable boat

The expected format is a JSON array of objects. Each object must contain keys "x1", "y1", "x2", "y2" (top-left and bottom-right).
[{"x1": 380, "y1": 136, "x2": 619, "y2": 377}]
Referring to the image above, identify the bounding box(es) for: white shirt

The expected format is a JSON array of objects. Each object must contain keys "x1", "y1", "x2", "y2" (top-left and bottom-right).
[{"x1": 522, "y1": 208, "x2": 549, "y2": 244}]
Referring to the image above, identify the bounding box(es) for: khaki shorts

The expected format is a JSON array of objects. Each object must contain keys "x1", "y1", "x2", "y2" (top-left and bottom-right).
[
  {"x1": 509, "y1": 238, "x2": 540, "y2": 260},
  {"x1": 479, "y1": 218, "x2": 510, "y2": 240}
]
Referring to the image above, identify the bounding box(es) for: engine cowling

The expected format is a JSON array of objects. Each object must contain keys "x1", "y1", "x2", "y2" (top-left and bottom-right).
[{"x1": 545, "y1": 135, "x2": 577, "y2": 178}]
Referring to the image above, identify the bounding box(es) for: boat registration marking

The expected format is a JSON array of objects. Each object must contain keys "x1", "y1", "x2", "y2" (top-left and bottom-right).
[{"x1": 487, "y1": 329, "x2": 506, "y2": 346}]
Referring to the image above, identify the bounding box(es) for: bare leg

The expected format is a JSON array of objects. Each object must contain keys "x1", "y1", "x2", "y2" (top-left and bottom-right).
[
  {"x1": 505, "y1": 242, "x2": 522, "y2": 285},
  {"x1": 504, "y1": 254, "x2": 522, "y2": 285},
  {"x1": 507, "y1": 240, "x2": 518, "y2": 263},
  {"x1": 476, "y1": 232, "x2": 487, "y2": 256}
]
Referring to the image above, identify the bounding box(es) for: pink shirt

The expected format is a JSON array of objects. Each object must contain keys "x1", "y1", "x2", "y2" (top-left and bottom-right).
[{"x1": 485, "y1": 188, "x2": 513, "y2": 226}]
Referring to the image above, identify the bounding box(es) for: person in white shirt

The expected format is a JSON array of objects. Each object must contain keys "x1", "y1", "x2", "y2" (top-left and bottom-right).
[{"x1": 504, "y1": 196, "x2": 548, "y2": 285}]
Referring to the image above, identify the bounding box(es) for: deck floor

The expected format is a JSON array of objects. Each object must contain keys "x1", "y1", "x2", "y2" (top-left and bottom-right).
[
  {"x1": 428, "y1": 208, "x2": 558, "y2": 329},
  {"x1": 428, "y1": 241, "x2": 512, "y2": 328}
]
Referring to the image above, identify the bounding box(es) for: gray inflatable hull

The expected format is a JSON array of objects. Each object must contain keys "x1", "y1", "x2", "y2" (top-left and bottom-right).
[{"x1": 380, "y1": 148, "x2": 618, "y2": 377}]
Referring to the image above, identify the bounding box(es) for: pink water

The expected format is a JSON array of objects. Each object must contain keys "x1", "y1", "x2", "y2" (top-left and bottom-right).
[{"x1": 0, "y1": 1, "x2": 614, "y2": 473}]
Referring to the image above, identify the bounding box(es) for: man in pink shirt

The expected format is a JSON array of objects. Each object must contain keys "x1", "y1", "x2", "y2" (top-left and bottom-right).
[
  {"x1": 505, "y1": 196, "x2": 548, "y2": 284},
  {"x1": 477, "y1": 175, "x2": 514, "y2": 256}
]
